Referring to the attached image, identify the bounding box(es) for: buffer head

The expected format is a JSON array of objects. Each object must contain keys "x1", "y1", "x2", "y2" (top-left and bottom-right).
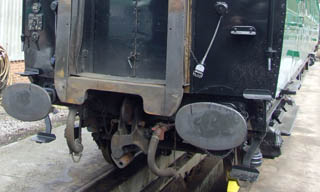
[
  {"x1": 2, "y1": 83, "x2": 52, "y2": 121},
  {"x1": 175, "y1": 102, "x2": 247, "y2": 151}
]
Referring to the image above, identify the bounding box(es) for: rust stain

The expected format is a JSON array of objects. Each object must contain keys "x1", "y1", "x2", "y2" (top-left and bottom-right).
[
  {"x1": 66, "y1": 97, "x2": 77, "y2": 104},
  {"x1": 66, "y1": 77, "x2": 170, "y2": 116},
  {"x1": 61, "y1": 0, "x2": 72, "y2": 6},
  {"x1": 56, "y1": 69, "x2": 65, "y2": 78},
  {"x1": 169, "y1": 0, "x2": 184, "y2": 12},
  {"x1": 184, "y1": 0, "x2": 192, "y2": 92}
]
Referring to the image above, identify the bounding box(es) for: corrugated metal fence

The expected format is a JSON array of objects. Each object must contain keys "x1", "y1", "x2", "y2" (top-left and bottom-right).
[{"x1": 0, "y1": 0, "x2": 24, "y2": 61}]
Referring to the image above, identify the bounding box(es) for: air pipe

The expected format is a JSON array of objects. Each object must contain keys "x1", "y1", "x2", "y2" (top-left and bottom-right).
[{"x1": 147, "y1": 126, "x2": 178, "y2": 177}]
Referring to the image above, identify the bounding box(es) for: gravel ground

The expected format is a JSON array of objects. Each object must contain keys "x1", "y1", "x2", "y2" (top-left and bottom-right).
[{"x1": 0, "y1": 105, "x2": 68, "y2": 146}]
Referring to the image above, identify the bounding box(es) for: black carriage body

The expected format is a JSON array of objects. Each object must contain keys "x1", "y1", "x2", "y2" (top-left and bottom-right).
[
  {"x1": 22, "y1": 0, "x2": 56, "y2": 83},
  {"x1": 21, "y1": 0, "x2": 287, "y2": 109},
  {"x1": 88, "y1": 0, "x2": 168, "y2": 80},
  {"x1": 191, "y1": 0, "x2": 285, "y2": 98}
]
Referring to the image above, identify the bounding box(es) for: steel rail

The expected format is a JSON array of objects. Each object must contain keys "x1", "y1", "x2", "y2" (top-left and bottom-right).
[{"x1": 75, "y1": 165, "x2": 116, "y2": 192}]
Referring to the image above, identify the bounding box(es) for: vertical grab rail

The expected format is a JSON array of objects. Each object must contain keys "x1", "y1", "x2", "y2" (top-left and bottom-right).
[{"x1": 266, "y1": 0, "x2": 277, "y2": 71}]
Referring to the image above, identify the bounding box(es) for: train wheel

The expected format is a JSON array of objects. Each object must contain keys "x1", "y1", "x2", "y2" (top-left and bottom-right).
[
  {"x1": 99, "y1": 120, "x2": 118, "y2": 165},
  {"x1": 89, "y1": 115, "x2": 117, "y2": 165},
  {"x1": 101, "y1": 141, "x2": 114, "y2": 165}
]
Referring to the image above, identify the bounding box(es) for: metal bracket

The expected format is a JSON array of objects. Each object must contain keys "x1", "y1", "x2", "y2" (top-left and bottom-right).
[
  {"x1": 230, "y1": 26, "x2": 256, "y2": 36},
  {"x1": 28, "y1": 13, "x2": 43, "y2": 31},
  {"x1": 243, "y1": 89, "x2": 272, "y2": 100},
  {"x1": 18, "y1": 68, "x2": 40, "y2": 76},
  {"x1": 281, "y1": 80, "x2": 301, "y2": 95},
  {"x1": 111, "y1": 99, "x2": 149, "y2": 168},
  {"x1": 31, "y1": 116, "x2": 56, "y2": 143},
  {"x1": 111, "y1": 124, "x2": 149, "y2": 159}
]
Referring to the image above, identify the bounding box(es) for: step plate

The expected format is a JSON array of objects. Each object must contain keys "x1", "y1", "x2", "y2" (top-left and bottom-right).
[{"x1": 31, "y1": 132, "x2": 56, "y2": 144}]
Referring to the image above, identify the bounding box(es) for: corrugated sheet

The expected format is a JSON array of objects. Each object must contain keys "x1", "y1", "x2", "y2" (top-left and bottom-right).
[{"x1": 0, "y1": 0, "x2": 24, "y2": 61}]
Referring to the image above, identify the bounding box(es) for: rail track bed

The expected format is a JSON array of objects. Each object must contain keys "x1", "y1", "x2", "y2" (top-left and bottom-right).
[{"x1": 76, "y1": 153, "x2": 226, "y2": 192}]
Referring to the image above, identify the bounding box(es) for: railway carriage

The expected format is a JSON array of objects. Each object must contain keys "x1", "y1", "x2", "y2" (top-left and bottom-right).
[{"x1": 3, "y1": 0, "x2": 319, "y2": 184}]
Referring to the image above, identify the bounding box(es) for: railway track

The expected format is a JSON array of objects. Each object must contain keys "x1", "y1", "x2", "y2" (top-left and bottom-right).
[{"x1": 75, "y1": 152, "x2": 226, "y2": 192}]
